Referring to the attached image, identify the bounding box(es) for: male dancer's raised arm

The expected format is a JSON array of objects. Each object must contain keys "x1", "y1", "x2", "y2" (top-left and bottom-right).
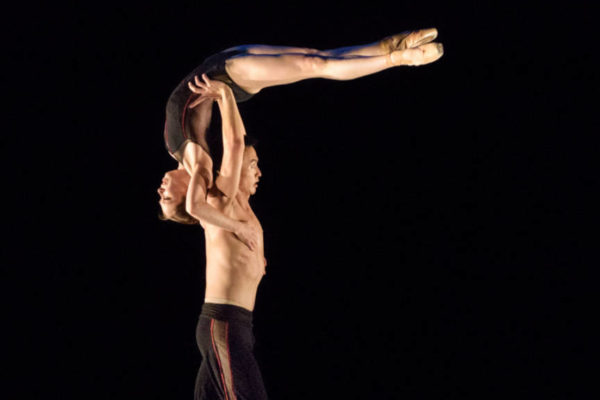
[
  {"x1": 184, "y1": 76, "x2": 249, "y2": 224},
  {"x1": 190, "y1": 75, "x2": 248, "y2": 200}
]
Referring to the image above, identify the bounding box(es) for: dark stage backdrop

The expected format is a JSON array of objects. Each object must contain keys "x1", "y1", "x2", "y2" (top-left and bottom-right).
[{"x1": 5, "y1": 2, "x2": 596, "y2": 399}]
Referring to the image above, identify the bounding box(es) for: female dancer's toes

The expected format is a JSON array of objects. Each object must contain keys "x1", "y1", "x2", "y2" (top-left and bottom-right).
[
  {"x1": 408, "y1": 28, "x2": 438, "y2": 48},
  {"x1": 382, "y1": 28, "x2": 439, "y2": 52},
  {"x1": 389, "y1": 42, "x2": 444, "y2": 66}
]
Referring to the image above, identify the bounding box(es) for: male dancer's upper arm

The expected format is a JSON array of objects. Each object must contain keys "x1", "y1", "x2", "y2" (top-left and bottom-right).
[
  {"x1": 213, "y1": 91, "x2": 246, "y2": 199},
  {"x1": 214, "y1": 137, "x2": 244, "y2": 199}
]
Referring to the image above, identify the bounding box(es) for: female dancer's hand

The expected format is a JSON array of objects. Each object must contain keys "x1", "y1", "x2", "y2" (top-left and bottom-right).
[{"x1": 187, "y1": 74, "x2": 231, "y2": 108}]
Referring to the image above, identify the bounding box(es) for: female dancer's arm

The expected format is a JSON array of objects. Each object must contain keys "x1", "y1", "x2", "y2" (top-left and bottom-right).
[{"x1": 184, "y1": 154, "x2": 258, "y2": 251}]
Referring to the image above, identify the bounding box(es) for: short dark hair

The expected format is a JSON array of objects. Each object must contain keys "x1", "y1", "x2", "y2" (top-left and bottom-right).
[
  {"x1": 244, "y1": 135, "x2": 258, "y2": 148},
  {"x1": 211, "y1": 134, "x2": 258, "y2": 177}
]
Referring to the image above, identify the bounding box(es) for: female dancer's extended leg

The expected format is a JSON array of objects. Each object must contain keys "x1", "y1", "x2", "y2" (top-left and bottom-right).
[
  {"x1": 223, "y1": 28, "x2": 443, "y2": 93},
  {"x1": 225, "y1": 28, "x2": 438, "y2": 57}
]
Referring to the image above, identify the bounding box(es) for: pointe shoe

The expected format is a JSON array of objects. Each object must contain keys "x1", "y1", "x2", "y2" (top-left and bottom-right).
[
  {"x1": 382, "y1": 28, "x2": 438, "y2": 52},
  {"x1": 389, "y1": 42, "x2": 444, "y2": 66}
]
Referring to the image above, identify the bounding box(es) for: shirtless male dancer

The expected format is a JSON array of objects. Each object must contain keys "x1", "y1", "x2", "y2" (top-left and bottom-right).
[
  {"x1": 158, "y1": 29, "x2": 444, "y2": 250},
  {"x1": 190, "y1": 76, "x2": 268, "y2": 399},
  {"x1": 157, "y1": 28, "x2": 444, "y2": 399}
]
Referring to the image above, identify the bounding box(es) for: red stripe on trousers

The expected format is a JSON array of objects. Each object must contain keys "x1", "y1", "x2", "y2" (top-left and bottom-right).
[{"x1": 210, "y1": 320, "x2": 230, "y2": 400}]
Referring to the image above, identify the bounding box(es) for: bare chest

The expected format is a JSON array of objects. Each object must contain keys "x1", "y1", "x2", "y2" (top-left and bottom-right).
[{"x1": 229, "y1": 201, "x2": 262, "y2": 232}]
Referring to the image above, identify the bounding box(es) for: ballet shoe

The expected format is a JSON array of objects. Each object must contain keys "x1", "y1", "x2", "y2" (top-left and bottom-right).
[
  {"x1": 382, "y1": 28, "x2": 438, "y2": 52},
  {"x1": 389, "y1": 42, "x2": 444, "y2": 66}
]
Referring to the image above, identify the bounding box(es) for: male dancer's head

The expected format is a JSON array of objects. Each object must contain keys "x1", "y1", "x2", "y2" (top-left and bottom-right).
[{"x1": 237, "y1": 143, "x2": 262, "y2": 197}]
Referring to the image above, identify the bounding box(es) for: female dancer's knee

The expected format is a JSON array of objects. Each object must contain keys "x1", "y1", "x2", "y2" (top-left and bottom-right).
[{"x1": 297, "y1": 54, "x2": 328, "y2": 75}]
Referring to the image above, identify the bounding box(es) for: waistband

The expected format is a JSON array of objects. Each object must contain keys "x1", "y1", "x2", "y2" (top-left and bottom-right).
[{"x1": 200, "y1": 302, "x2": 253, "y2": 325}]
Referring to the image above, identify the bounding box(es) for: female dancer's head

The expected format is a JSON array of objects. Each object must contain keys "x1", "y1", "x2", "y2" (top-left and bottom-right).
[{"x1": 157, "y1": 169, "x2": 198, "y2": 225}]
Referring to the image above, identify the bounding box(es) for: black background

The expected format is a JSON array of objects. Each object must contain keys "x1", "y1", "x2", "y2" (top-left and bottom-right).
[{"x1": 5, "y1": 1, "x2": 597, "y2": 399}]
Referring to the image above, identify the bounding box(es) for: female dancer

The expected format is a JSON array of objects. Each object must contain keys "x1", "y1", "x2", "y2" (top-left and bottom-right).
[{"x1": 158, "y1": 28, "x2": 443, "y2": 243}]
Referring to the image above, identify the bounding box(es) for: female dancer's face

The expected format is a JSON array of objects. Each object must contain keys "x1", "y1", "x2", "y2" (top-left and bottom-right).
[{"x1": 157, "y1": 169, "x2": 190, "y2": 218}]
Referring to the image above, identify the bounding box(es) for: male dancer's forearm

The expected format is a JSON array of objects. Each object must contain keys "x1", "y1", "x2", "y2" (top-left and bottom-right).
[{"x1": 217, "y1": 88, "x2": 247, "y2": 143}]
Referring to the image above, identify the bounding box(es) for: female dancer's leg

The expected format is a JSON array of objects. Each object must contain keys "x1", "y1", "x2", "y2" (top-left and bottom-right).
[
  {"x1": 223, "y1": 28, "x2": 443, "y2": 93},
  {"x1": 225, "y1": 28, "x2": 438, "y2": 57}
]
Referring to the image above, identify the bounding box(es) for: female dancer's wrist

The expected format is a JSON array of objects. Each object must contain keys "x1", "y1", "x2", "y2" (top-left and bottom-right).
[{"x1": 218, "y1": 84, "x2": 234, "y2": 100}]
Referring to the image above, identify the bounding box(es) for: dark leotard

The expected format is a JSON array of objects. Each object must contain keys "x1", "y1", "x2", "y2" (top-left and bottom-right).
[{"x1": 164, "y1": 49, "x2": 255, "y2": 163}]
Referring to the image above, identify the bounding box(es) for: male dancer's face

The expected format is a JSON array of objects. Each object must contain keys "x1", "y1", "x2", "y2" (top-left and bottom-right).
[
  {"x1": 157, "y1": 169, "x2": 190, "y2": 218},
  {"x1": 238, "y1": 146, "x2": 262, "y2": 196}
]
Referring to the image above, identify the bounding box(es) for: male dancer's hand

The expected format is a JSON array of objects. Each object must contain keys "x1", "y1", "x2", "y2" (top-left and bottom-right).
[
  {"x1": 234, "y1": 221, "x2": 260, "y2": 251},
  {"x1": 187, "y1": 74, "x2": 230, "y2": 108}
]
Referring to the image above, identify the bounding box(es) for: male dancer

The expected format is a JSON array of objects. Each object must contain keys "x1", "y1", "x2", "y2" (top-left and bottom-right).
[{"x1": 190, "y1": 75, "x2": 268, "y2": 399}]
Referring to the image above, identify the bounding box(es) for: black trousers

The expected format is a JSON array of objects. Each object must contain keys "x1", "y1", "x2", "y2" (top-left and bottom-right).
[{"x1": 195, "y1": 303, "x2": 268, "y2": 400}]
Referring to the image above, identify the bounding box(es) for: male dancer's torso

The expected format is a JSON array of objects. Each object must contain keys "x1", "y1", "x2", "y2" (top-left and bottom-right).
[{"x1": 202, "y1": 192, "x2": 266, "y2": 311}]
